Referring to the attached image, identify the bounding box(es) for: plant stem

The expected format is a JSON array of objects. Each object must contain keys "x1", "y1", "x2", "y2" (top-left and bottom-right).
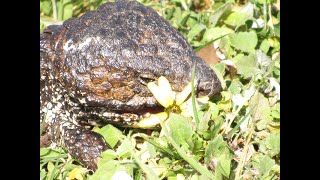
[
  {"x1": 263, "y1": 0, "x2": 268, "y2": 30},
  {"x1": 234, "y1": 118, "x2": 255, "y2": 180},
  {"x1": 268, "y1": 3, "x2": 274, "y2": 31},
  {"x1": 51, "y1": 0, "x2": 57, "y2": 21}
]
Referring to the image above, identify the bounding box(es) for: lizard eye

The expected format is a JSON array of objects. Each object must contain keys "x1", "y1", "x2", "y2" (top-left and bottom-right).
[{"x1": 138, "y1": 76, "x2": 154, "y2": 85}]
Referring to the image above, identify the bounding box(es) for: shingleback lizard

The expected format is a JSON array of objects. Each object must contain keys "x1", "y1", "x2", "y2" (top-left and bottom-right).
[{"x1": 40, "y1": 0, "x2": 222, "y2": 170}]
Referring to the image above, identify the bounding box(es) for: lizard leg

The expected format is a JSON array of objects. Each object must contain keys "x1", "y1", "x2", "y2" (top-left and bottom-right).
[{"x1": 63, "y1": 127, "x2": 107, "y2": 170}]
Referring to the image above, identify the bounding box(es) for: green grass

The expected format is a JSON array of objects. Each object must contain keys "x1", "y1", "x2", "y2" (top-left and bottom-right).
[{"x1": 40, "y1": 0, "x2": 280, "y2": 179}]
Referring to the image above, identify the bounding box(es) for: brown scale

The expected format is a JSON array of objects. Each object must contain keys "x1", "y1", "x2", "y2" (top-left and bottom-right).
[{"x1": 40, "y1": 0, "x2": 222, "y2": 170}]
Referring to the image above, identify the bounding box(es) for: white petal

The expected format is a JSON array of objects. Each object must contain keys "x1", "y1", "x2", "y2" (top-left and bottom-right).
[
  {"x1": 137, "y1": 112, "x2": 168, "y2": 128},
  {"x1": 147, "y1": 81, "x2": 173, "y2": 108},
  {"x1": 176, "y1": 82, "x2": 192, "y2": 105}
]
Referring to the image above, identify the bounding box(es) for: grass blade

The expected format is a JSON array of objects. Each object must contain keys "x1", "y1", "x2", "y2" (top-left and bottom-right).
[
  {"x1": 194, "y1": 34, "x2": 230, "y2": 52},
  {"x1": 191, "y1": 65, "x2": 200, "y2": 127},
  {"x1": 227, "y1": 108, "x2": 252, "y2": 140}
]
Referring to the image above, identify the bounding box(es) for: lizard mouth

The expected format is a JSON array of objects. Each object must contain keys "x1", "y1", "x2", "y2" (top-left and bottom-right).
[{"x1": 78, "y1": 105, "x2": 165, "y2": 128}]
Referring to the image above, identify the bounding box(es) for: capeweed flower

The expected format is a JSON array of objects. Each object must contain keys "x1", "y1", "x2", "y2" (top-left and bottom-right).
[
  {"x1": 137, "y1": 76, "x2": 209, "y2": 128},
  {"x1": 67, "y1": 167, "x2": 87, "y2": 180}
]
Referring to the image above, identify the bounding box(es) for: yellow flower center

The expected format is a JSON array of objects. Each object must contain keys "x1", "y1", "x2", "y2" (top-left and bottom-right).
[{"x1": 166, "y1": 104, "x2": 182, "y2": 114}]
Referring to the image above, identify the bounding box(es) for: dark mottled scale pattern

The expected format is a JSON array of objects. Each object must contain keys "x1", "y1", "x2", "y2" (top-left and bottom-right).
[{"x1": 40, "y1": 0, "x2": 221, "y2": 170}]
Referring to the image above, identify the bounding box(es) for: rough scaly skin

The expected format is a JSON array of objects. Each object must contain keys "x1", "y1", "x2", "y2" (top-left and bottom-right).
[{"x1": 40, "y1": 0, "x2": 222, "y2": 170}]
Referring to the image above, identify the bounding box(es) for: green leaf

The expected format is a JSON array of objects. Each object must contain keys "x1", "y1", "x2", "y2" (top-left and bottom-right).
[
  {"x1": 210, "y1": 116, "x2": 224, "y2": 139},
  {"x1": 219, "y1": 35, "x2": 235, "y2": 58},
  {"x1": 40, "y1": 1, "x2": 52, "y2": 16},
  {"x1": 201, "y1": 27, "x2": 233, "y2": 44},
  {"x1": 209, "y1": 3, "x2": 233, "y2": 27},
  {"x1": 63, "y1": 0, "x2": 73, "y2": 20},
  {"x1": 170, "y1": 7, "x2": 182, "y2": 29},
  {"x1": 187, "y1": 23, "x2": 206, "y2": 42},
  {"x1": 47, "y1": 161, "x2": 59, "y2": 180},
  {"x1": 213, "y1": 63, "x2": 226, "y2": 77},
  {"x1": 40, "y1": 148, "x2": 50, "y2": 156},
  {"x1": 166, "y1": 113, "x2": 194, "y2": 149},
  {"x1": 190, "y1": 174, "x2": 199, "y2": 180},
  {"x1": 217, "y1": 154, "x2": 231, "y2": 178},
  {"x1": 180, "y1": 11, "x2": 192, "y2": 26},
  {"x1": 269, "y1": 38, "x2": 280, "y2": 54},
  {"x1": 271, "y1": 103, "x2": 280, "y2": 119},
  {"x1": 146, "y1": 142, "x2": 157, "y2": 158},
  {"x1": 232, "y1": 53, "x2": 244, "y2": 61},
  {"x1": 211, "y1": 63, "x2": 227, "y2": 90},
  {"x1": 101, "y1": 149, "x2": 118, "y2": 160},
  {"x1": 272, "y1": 164, "x2": 280, "y2": 173},
  {"x1": 204, "y1": 135, "x2": 232, "y2": 164},
  {"x1": 193, "y1": 136, "x2": 204, "y2": 151},
  {"x1": 260, "y1": 39, "x2": 270, "y2": 54},
  {"x1": 40, "y1": 169, "x2": 47, "y2": 179},
  {"x1": 229, "y1": 31, "x2": 258, "y2": 53},
  {"x1": 134, "y1": 169, "x2": 143, "y2": 180},
  {"x1": 186, "y1": 17, "x2": 198, "y2": 27},
  {"x1": 208, "y1": 102, "x2": 219, "y2": 120},
  {"x1": 274, "y1": 23, "x2": 280, "y2": 37},
  {"x1": 259, "y1": 155, "x2": 275, "y2": 176},
  {"x1": 233, "y1": 54, "x2": 259, "y2": 79},
  {"x1": 58, "y1": 0, "x2": 73, "y2": 21},
  {"x1": 40, "y1": 148, "x2": 67, "y2": 162},
  {"x1": 228, "y1": 81, "x2": 242, "y2": 95},
  {"x1": 96, "y1": 124, "x2": 123, "y2": 148},
  {"x1": 249, "y1": 92, "x2": 273, "y2": 130},
  {"x1": 260, "y1": 133, "x2": 280, "y2": 157},
  {"x1": 139, "y1": 134, "x2": 176, "y2": 157},
  {"x1": 117, "y1": 138, "x2": 132, "y2": 158},
  {"x1": 205, "y1": 135, "x2": 232, "y2": 178},
  {"x1": 165, "y1": 7, "x2": 175, "y2": 20},
  {"x1": 271, "y1": 109, "x2": 280, "y2": 119},
  {"x1": 47, "y1": 161, "x2": 55, "y2": 173},
  {"x1": 224, "y1": 12, "x2": 251, "y2": 28},
  {"x1": 159, "y1": 157, "x2": 172, "y2": 166},
  {"x1": 160, "y1": 120, "x2": 215, "y2": 179},
  {"x1": 90, "y1": 160, "x2": 119, "y2": 180},
  {"x1": 198, "y1": 111, "x2": 210, "y2": 134},
  {"x1": 217, "y1": 91, "x2": 232, "y2": 111},
  {"x1": 61, "y1": 163, "x2": 79, "y2": 172}
]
